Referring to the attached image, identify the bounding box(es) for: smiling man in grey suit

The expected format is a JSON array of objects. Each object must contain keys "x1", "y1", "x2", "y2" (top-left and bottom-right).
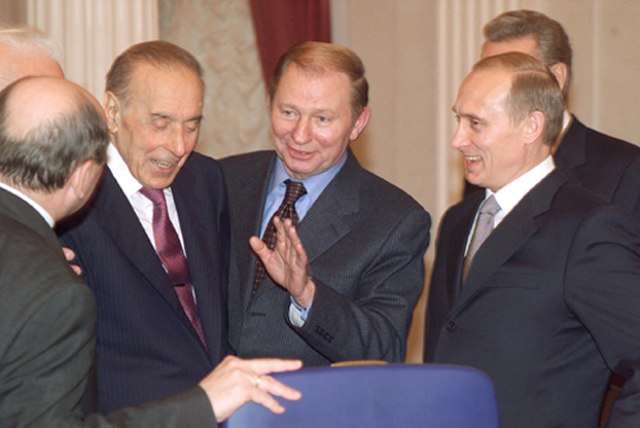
[
  {"x1": 221, "y1": 41, "x2": 431, "y2": 366},
  {"x1": 424, "y1": 52, "x2": 640, "y2": 427},
  {"x1": 58, "y1": 41, "x2": 229, "y2": 412}
]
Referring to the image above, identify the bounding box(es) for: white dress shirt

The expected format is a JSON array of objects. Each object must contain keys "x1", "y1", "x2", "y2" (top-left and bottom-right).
[
  {"x1": 465, "y1": 155, "x2": 555, "y2": 255},
  {"x1": 106, "y1": 144, "x2": 187, "y2": 255}
]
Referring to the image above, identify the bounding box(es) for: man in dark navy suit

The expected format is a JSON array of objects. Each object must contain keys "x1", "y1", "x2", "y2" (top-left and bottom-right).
[
  {"x1": 59, "y1": 41, "x2": 230, "y2": 413},
  {"x1": 425, "y1": 52, "x2": 640, "y2": 427},
  {"x1": 472, "y1": 10, "x2": 640, "y2": 421}
]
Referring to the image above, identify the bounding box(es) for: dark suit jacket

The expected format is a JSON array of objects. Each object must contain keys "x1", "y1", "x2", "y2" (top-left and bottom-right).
[
  {"x1": 58, "y1": 153, "x2": 229, "y2": 413},
  {"x1": 555, "y1": 116, "x2": 640, "y2": 217},
  {"x1": 0, "y1": 188, "x2": 216, "y2": 427},
  {"x1": 425, "y1": 170, "x2": 640, "y2": 427},
  {"x1": 220, "y1": 150, "x2": 431, "y2": 366},
  {"x1": 464, "y1": 116, "x2": 640, "y2": 219}
]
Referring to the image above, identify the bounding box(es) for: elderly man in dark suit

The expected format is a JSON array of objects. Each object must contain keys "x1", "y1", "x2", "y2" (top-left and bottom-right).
[
  {"x1": 464, "y1": 9, "x2": 640, "y2": 216},
  {"x1": 58, "y1": 41, "x2": 229, "y2": 413},
  {"x1": 0, "y1": 75, "x2": 302, "y2": 428},
  {"x1": 221, "y1": 41, "x2": 431, "y2": 366},
  {"x1": 424, "y1": 52, "x2": 640, "y2": 427}
]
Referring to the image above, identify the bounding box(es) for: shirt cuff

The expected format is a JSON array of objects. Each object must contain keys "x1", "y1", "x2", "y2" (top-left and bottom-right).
[{"x1": 288, "y1": 296, "x2": 313, "y2": 327}]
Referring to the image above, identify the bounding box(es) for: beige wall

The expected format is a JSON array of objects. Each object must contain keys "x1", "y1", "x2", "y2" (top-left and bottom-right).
[{"x1": 332, "y1": 0, "x2": 640, "y2": 362}]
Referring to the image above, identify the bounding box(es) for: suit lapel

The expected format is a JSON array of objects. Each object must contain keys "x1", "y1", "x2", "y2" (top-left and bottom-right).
[
  {"x1": 253, "y1": 152, "x2": 359, "y2": 299},
  {"x1": 297, "y1": 153, "x2": 359, "y2": 262},
  {"x1": 238, "y1": 155, "x2": 276, "y2": 303},
  {"x1": 445, "y1": 194, "x2": 483, "y2": 304},
  {"x1": 453, "y1": 171, "x2": 567, "y2": 312},
  {"x1": 92, "y1": 171, "x2": 190, "y2": 331},
  {"x1": 172, "y1": 166, "x2": 218, "y2": 352}
]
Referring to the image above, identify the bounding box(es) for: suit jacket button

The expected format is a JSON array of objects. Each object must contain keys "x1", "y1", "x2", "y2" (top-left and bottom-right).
[{"x1": 446, "y1": 321, "x2": 456, "y2": 331}]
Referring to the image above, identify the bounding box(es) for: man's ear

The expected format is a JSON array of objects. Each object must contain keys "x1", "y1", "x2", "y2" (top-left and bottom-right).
[
  {"x1": 522, "y1": 111, "x2": 546, "y2": 145},
  {"x1": 349, "y1": 107, "x2": 371, "y2": 141},
  {"x1": 67, "y1": 160, "x2": 103, "y2": 202},
  {"x1": 548, "y1": 62, "x2": 569, "y2": 93},
  {"x1": 104, "y1": 91, "x2": 121, "y2": 134}
]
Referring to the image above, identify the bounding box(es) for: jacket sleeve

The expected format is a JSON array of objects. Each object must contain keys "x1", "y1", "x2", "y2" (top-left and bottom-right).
[
  {"x1": 79, "y1": 388, "x2": 216, "y2": 428},
  {"x1": 565, "y1": 206, "x2": 640, "y2": 428},
  {"x1": 291, "y1": 208, "x2": 431, "y2": 362},
  {"x1": 1, "y1": 280, "x2": 95, "y2": 427}
]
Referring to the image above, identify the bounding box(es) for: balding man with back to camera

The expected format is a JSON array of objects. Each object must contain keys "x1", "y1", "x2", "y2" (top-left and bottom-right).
[{"x1": 0, "y1": 75, "x2": 301, "y2": 427}]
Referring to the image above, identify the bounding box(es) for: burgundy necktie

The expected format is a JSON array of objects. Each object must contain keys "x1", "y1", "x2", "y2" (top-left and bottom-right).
[
  {"x1": 252, "y1": 179, "x2": 307, "y2": 295},
  {"x1": 139, "y1": 187, "x2": 207, "y2": 347}
]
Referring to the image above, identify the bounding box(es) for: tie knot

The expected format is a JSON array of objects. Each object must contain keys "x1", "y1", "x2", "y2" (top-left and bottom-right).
[
  {"x1": 479, "y1": 195, "x2": 500, "y2": 216},
  {"x1": 283, "y1": 179, "x2": 307, "y2": 205},
  {"x1": 139, "y1": 187, "x2": 166, "y2": 206}
]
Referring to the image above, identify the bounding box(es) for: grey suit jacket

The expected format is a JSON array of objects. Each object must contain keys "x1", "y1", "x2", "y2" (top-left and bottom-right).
[
  {"x1": 0, "y1": 188, "x2": 216, "y2": 427},
  {"x1": 425, "y1": 170, "x2": 640, "y2": 427},
  {"x1": 221, "y1": 150, "x2": 431, "y2": 365}
]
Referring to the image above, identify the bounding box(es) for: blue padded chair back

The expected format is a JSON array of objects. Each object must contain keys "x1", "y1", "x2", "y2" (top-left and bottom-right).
[{"x1": 224, "y1": 363, "x2": 498, "y2": 428}]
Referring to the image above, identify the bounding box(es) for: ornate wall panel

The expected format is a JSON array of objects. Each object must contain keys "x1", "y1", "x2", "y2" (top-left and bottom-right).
[{"x1": 159, "y1": 0, "x2": 271, "y2": 158}]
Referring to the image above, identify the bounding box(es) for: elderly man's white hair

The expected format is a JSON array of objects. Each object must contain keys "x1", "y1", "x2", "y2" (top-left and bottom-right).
[
  {"x1": 0, "y1": 25, "x2": 63, "y2": 89},
  {"x1": 0, "y1": 24, "x2": 61, "y2": 61}
]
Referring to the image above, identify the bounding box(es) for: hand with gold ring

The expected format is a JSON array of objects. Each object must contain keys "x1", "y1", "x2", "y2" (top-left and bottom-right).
[
  {"x1": 253, "y1": 375, "x2": 264, "y2": 388},
  {"x1": 198, "y1": 355, "x2": 302, "y2": 422}
]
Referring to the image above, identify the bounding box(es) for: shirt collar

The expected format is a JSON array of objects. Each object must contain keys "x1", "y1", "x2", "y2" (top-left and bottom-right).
[
  {"x1": 488, "y1": 155, "x2": 555, "y2": 216},
  {"x1": 107, "y1": 143, "x2": 146, "y2": 196},
  {"x1": 0, "y1": 182, "x2": 55, "y2": 227},
  {"x1": 269, "y1": 152, "x2": 348, "y2": 203}
]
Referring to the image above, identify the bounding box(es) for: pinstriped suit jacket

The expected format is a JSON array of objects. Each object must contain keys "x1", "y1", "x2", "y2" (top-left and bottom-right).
[
  {"x1": 220, "y1": 150, "x2": 431, "y2": 365},
  {"x1": 58, "y1": 153, "x2": 229, "y2": 413}
]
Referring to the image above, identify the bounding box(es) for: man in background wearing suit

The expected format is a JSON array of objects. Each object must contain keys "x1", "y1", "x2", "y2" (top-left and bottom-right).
[
  {"x1": 221, "y1": 41, "x2": 431, "y2": 366},
  {"x1": 424, "y1": 52, "x2": 640, "y2": 427},
  {"x1": 0, "y1": 75, "x2": 302, "y2": 427},
  {"x1": 59, "y1": 41, "x2": 230, "y2": 412},
  {"x1": 465, "y1": 9, "x2": 640, "y2": 215}
]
